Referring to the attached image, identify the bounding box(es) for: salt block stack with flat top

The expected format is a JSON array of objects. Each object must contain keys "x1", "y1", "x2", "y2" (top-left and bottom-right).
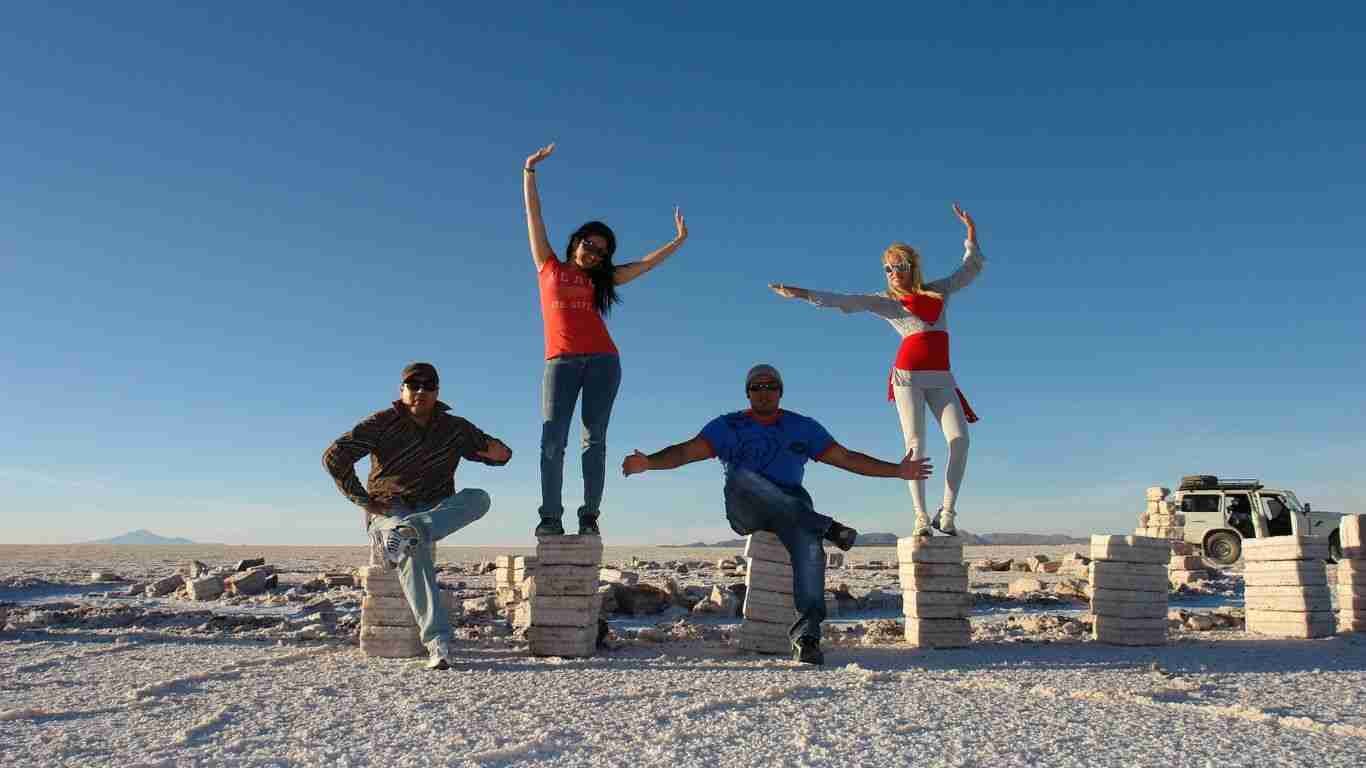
[
  {"x1": 1135, "y1": 486, "x2": 1208, "y2": 586},
  {"x1": 1089, "y1": 535, "x2": 1169, "y2": 646},
  {"x1": 1243, "y1": 536, "x2": 1334, "y2": 638},
  {"x1": 494, "y1": 555, "x2": 537, "y2": 609},
  {"x1": 358, "y1": 564, "x2": 423, "y2": 658},
  {"x1": 527, "y1": 535, "x2": 602, "y2": 657},
  {"x1": 897, "y1": 536, "x2": 970, "y2": 648},
  {"x1": 1338, "y1": 516, "x2": 1366, "y2": 633},
  {"x1": 739, "y1": 531, "x2": 797, "y2": 655}
]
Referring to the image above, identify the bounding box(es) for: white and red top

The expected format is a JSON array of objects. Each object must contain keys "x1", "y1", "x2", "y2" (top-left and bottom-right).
[
  {"x1": 537, "y1": 257, "x2": 619, "y2": 359},
  {"x1": 802, "y1": 240, "x2": 984, "y2": 420}
]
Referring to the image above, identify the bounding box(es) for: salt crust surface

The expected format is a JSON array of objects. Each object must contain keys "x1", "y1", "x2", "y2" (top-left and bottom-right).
[{"x1": 2, "y1": 545, "x2": 1363, "y2": 766}]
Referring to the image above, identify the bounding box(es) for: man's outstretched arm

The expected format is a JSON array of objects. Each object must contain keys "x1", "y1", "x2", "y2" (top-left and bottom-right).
[
  {"x1": 816, "y1": 442, "x2": 933, "y2": 481},
  {"x1": 622, "y1": 435, "x2": 715, "y2": 476}
]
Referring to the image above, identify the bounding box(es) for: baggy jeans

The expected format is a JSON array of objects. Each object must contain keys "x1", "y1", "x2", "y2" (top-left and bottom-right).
[
  {"x1": 368, "y1": 488, "x2": 491, "y2": 644},
  {"x1": 539, "y1": 353, "x2": 622, "y2": 524},
  {"x1": 723, "y1": 469, "x2": 832, "y2": 642}
]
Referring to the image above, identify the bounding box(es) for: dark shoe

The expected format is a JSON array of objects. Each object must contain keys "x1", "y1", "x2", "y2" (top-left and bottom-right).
[
  {"x1": 823, "y1": 522, "x2": 858, "y2": 552},
  {"x1": 792, "y1": 636, "x2": 824, "y2": 665},
  {"x1": 578, "y1": 517, "x2": 601, "y2": 537},
  {"x1": 534, "y1": 517, "x2": 565, "y2": 537}
]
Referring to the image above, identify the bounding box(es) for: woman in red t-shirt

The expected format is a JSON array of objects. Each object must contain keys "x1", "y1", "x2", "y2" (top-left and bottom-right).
[{"x1": 522, "y1": 142, "x2": 689, "y2": 537}]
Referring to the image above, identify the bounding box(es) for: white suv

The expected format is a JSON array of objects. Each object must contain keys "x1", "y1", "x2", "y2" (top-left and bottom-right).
[{"x1": 1172, "y1": 475, "x2": 1345, "y2": 566}]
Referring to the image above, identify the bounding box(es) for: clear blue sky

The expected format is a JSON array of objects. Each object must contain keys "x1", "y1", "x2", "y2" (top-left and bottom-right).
[{"x1": 3, "y1": 2, "x2": 1362, "y2": 545}]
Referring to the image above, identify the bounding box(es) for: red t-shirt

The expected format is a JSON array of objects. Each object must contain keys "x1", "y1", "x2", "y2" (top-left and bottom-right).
[{"x1": 537, "y1": 258, "x2": 619, "y2": 359}]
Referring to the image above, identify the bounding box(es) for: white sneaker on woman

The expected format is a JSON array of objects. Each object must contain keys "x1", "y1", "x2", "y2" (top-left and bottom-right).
[
  {"x1": 933, "y1": 508, "x2": 958, "y2": 536},
  {"x1": 912, "y1": 512, "x2": 933, "y2": 537}
]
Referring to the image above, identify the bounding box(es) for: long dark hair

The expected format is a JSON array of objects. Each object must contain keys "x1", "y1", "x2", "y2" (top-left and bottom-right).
[{"x1": 566, "y1": 221, "x2": 621, "y2": 314}]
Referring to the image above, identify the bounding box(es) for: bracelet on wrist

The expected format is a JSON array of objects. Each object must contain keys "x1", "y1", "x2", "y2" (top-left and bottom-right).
[{"x1": 523, "y1": 167, "x2": 535, "y2": 174}]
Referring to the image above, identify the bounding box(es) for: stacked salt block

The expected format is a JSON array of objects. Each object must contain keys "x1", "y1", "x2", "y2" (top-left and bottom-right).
[
  {"x1": 1243, "y1": 536, "x2": 1334, "y2": 638},
  {"x1": 739, "y1": 531, "x2": 796, "y2": 654},
  {"x1": 1339, "y1": 516, "x2": 1365, "y2": 633},
  {"x1": 527, "y1": 535, "x2": 602, "y2": 657},
  {"x1": 1136, "y1": 486, "x2": 1208, "y2": 585},
  {"x1": 1089, "y1": 535, "x2": 1169, "y2": 646},
  {"x1": 358, "y1": 564, "x2": 423, "y2": 658},
  {"x1": 897, "y1": 536, "x2": 970, "y2": 648},
  {"x1": 494, "y1": 555, "x2": 537, "y2": 609}
]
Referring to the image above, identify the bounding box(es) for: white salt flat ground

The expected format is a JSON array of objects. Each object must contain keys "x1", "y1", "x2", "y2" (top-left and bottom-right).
[{"x1": 3, "y1": 628, "x2": 1364, "y2": 767}]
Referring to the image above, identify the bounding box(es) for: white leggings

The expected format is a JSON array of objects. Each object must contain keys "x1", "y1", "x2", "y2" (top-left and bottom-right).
[{"x1": 893, "y1": 384, "x2": 970, "y2": 518}]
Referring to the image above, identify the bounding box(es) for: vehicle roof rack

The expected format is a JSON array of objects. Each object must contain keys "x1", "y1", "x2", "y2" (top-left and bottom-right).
[{"x1": 1217, "y1": 478, "x2": 1262, "y2": 490}]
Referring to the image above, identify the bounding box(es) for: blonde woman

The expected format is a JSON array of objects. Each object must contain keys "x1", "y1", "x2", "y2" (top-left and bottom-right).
[{"x1": 770, "y1": 203, "x2": 984, "y2": 536}]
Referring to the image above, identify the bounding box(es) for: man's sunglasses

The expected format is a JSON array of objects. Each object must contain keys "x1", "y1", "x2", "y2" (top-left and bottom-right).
[
  {"x1": 403, "y1": 379, "x2": 438, "y2": 393},
  {"x1": 747, "y1": 382, "x2": 781, "y2": 392}
]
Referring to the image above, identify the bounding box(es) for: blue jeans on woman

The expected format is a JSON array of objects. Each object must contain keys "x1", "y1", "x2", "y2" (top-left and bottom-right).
[
  {"x1": 369, "y1": 489, "x2": 490, "y2": 644},
  {"x1": 539, "y1": 353, "x2": 622, "y2": 526},
  {"x1": 723, "y1": 468, "x2": 832, "y2": 642}
]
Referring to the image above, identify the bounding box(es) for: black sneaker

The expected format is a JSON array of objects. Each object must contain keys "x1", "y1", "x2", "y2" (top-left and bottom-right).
[
  {"x1": 823, "y1": 522, "x2": 858, "y2": 552},
  {"x1": 578, "y1": 517, "x2": 601, "y2": 537},
  {"x1": 534, "y1": 517, "x2": 565, "y2": 537},
  {"x1": 792, "y1": 636, "x2": 824, "y2": 665}
]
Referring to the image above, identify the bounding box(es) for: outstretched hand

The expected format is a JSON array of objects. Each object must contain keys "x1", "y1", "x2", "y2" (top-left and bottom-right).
[
  {"x1": 952, "y1": 201, "x2": 976, "y2": 244},
  {"x1": 525, "y1": 143, "x2": 555, "y2": 170},
  {"x1": 475, "y1": 439, "x2": 513, "y2": 465},
  {"x1": 622, "y1": 450, "x2": 649, "y2": 477},
  {"x1": 768, "y1": 283, "x2": 805, "y2": 299},
  {"x1": 896, "y1": 451, "x2": 934, "y2": 481},
  {"x1": 673, "y1": 207, "x2": 688, "y2": 243}
]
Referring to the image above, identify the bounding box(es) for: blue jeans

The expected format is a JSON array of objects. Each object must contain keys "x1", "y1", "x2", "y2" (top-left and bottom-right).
[
  {"x1": 539, "y1": 353, "x2": 622, "y2": 523},
  {"x1": 724, "y1": 469, "x2": 832, "y2": 642},
  {"x1": 368, "y1": 489, "x2": 490, "y2": 644}
]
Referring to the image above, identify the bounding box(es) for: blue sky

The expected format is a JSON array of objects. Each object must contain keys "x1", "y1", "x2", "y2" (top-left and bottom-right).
[{"x1": 3, "y1": 2, "x2": 1362, "y2": 545}]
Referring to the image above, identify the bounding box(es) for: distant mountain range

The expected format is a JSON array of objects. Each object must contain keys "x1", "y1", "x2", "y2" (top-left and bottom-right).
[
  {"x1": 668, "y1": 531, "x2": 1088, "y2": 547},
  {"x1": 86, "y1": 529, "x2": 197, "y2": 545}
]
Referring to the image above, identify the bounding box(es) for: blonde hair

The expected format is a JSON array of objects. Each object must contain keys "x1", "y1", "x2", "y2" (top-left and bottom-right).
[{"x1": 883, "y1": 242, "x2": 941, "y2": 299}]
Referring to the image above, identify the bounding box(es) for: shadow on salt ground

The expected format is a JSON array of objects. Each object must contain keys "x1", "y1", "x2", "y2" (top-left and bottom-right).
[
  {"x1": 821, "y1": 633, "x2": 1366, "y2": 675},
  {"x1": 1, "y1": 628, "x2": 347, "y2": 652}
]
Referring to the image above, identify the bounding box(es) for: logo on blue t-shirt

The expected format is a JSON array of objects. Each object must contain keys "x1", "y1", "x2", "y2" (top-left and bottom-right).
[{"x1": 699, "y1": 410, "x2": 835, "y2": 489}]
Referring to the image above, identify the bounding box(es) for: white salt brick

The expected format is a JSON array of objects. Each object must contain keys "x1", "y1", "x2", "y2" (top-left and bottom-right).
[
  {"x1": 535, "y1": 535, "x2": 603, "y2": 566},
  {"x1": 1243, "y1": 536, "x2": 1330, "y2": 562},
  {"x1": 1090, "y1": 535, "x2": 1170, "y2": 564},
  {"x1": 744, "y1": 531, "x2": 792, "y2": 565},
  {"x1": 896, "y1": 536, "x2": 964, "y2": 564},
  {"x1": 904, "y1": 618, "x2": 970, "y2": 648}
]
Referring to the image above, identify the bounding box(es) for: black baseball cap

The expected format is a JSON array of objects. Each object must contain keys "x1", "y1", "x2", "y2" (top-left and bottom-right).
[{"x1": 400, "y1": 362, "x2": 439, "y2": 386}]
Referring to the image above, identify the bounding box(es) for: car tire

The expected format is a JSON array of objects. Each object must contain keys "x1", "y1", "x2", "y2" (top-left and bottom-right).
[
  {"x1": 1204, "y1": 530, "x2": 1242, "y2": 566},
  {"x1": 1328, "y1": 530, "x2": 1343, "y2": 564}
]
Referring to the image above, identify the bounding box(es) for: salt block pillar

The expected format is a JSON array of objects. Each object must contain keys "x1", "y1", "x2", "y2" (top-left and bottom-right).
[
  {"x1": 1338, "y1": 516, "x2": 1366, "y2": 633},
  {"x1": 1243, "y1": 536, "x2": 1334, "y2": 638},
  {"x1": 738, "y1": 531, "x2": 797, "y2": 654},
  {"x1": 527, "y1": 535, "x2": 602, "y2": 657},
  {"x1": 1089, "y1": 535, "x2": 1169, "y2": 646},
  {"x1": 358, "y1": 564, "x2": 423, "y2": 658},
  {"x1": 897, "y1": 536, "x2": 970, "y2": 648},
  {"x1": 1135, "y1": 486, "x2": 1209, "y2": 586}
]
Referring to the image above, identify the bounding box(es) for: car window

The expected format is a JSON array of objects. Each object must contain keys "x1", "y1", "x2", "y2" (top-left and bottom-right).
[
  {"x1": 1225, "y1": 494, "x2": 1252, "y2": 516},
  {"x1": 1260, "y1": 494, "x2": 1288, "y2": 518},
  {"x1": 1181, "y1": 494, "x2": 1220, "y2": 513}
]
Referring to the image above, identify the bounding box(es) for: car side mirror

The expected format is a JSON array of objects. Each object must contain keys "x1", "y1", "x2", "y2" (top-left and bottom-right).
[{"x1": 1303, "y1": 502, "x2": 1311, "y2": 513}]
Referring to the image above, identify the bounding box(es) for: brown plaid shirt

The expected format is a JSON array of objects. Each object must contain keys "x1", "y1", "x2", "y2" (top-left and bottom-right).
[{"x1": 323, "y1": 400, "x2": 501, "y2": 512}]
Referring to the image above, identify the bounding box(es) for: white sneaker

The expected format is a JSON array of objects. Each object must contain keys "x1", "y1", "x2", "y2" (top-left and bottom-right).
[
  {"x1": 912, "y1": 512, "x2": 932, "y2": 537},
  {"x1": 933, "y1": 508, "x2": 958, "y2": 536},
  {"x1": 426, "y1": 635, "x2": 454, "y2": 670},
  {"x1": 371, "y1": 526, "x2": 420, "y2": 569}
]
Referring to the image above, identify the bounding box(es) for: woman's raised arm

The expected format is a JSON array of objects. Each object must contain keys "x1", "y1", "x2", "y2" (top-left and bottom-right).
[
  {"x1": 613, "y1": 207, "x2": 688, "y2": 286},
  {"x1": 927, "y1": 202, "x2": 986, "y2": 295},
  {"x1": 523, "y1": 143, "x2": 557, "y2": 270}
]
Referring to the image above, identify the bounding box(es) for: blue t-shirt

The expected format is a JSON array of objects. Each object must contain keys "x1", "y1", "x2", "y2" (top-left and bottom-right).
[{"x1": 699, "y1": 410, "x2": 836, "y2": 489}]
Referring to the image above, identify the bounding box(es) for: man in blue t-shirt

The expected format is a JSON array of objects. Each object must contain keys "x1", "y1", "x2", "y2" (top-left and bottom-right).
[{"x1": 621, "y1": 363, "x2": 933, "y2": 664}]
